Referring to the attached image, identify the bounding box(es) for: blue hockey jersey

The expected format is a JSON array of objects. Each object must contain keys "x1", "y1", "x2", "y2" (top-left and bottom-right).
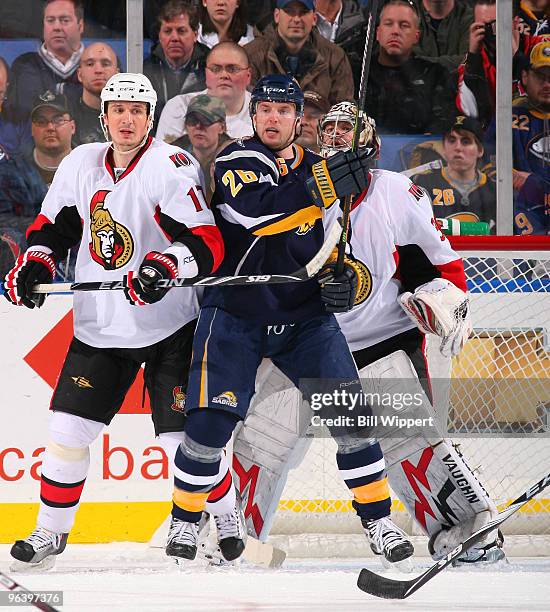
[{"x1": 203, "y1": 137, "x2": 338, "y2": 324}]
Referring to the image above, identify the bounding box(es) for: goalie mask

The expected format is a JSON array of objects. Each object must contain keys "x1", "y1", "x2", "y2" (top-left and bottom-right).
[{"x1": 319, "y1": 101, "x2": 380, "y2": 159}]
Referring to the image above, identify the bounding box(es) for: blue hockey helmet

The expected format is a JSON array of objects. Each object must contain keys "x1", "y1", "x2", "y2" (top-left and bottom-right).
[{"x1": 249, "y1": 75, "x2": 305, "y2": 118}]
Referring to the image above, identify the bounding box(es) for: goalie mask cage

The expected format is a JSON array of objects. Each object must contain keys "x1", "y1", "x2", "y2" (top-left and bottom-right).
[{"x1": 264, "y1": 236, "x2": 550, "y2": 558}]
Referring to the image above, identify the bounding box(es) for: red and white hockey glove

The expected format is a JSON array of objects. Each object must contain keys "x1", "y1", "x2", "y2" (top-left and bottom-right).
[
  {"x1": 3, "y1": 249, "x2": 56, "y2": 309},
  {"x1": 123, "y1": 251, "x2": 179, "y2": 306},
  {"x1": 398, "y1": 278, "x2": 472, "y2": 357}
]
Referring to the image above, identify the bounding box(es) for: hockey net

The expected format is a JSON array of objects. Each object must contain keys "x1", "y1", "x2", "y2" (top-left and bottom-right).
[{"x1": 267, "y1": 236, "x2": 550, "y2": 557}]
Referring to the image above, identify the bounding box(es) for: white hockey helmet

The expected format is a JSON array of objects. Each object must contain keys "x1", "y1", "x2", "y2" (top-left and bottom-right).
[
  {"x1": 100, "y1": 73, "x2": 157, "y2": 139},
  {"x1": 319, "y1": 101, "x2": 380, "y2": 159}
]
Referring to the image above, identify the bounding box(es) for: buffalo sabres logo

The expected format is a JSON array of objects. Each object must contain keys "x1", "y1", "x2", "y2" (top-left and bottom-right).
[
  {"x1": 212, "y1": 391, "x2": 238, "y2": 408},
  {"x1": 169, "y1": 152, "x2": 191, "y2": 168},
  {"x1": 530, "y1": 136, "x2": 550, "y2": 163},
  {"x1": 171, "y1": 386, "x2": 186, "y2": 412},
  {"x1": 296, "y1": 221, "x2": 315, "y2": 235},
  {"x1": 88, "y1": 190, "x2": 134, "y2": 270}
]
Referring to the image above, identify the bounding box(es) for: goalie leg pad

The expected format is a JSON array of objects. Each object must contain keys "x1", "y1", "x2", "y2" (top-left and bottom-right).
[
  {"x1": 233, "y1": 360, "x2": 313, "y2": 540},
  {"x1": 359, "y1": 351, "x2": 497, "y2": 547}
]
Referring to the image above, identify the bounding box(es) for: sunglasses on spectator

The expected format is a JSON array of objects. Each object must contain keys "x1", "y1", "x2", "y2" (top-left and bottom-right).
[
  {"x1": 185, "y1": 114, "x2": 218, "y2": 127},
  {"x1": 33, "y1": 115, "x2": 72, "y2": 127},
  {"x1": 206, "y1": 64, "x2": 249, "y2": 75}
]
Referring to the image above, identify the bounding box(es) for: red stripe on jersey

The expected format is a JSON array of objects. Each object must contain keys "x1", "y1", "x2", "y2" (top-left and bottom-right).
[
  {"x1": 190, "y1": 225, "x2": 224, "y2": 272},
  {"x1": 104, "y1": 136, "x2": 153, "y2": 183},
  {"x1": 456, "y1": 62, "x2": 465, "y2": 114},
  {"x1": 207, "y1": 469, "x2": 232, "y2": 504},
  {"x1": 435, "y1": 258, "x2": 467, "y2": 292},
  {"x1": 41, "y1": 476, "x2": 86, "y2": 505},
  {"x1": 25, "y1": 213, "x2": 53, "y2": 240}
]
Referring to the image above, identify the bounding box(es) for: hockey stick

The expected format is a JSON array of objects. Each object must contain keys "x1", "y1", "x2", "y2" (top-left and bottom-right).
[
  {"x1": 31, "y1": 218, "x2": 342, "y2": 294},
  {"x1": 335, "y1": 0, "x2": 379, "y2": 274},
  {"x1": 357, "y1": 470, "x2": 550, "y2": 599},
  {"x1": 0, "y1": 570, "x2": 60, "y2": 611}
]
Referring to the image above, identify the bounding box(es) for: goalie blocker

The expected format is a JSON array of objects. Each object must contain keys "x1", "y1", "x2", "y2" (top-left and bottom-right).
[{"x1": 233, "y1": 351, "x2": 503, "y2": 563}]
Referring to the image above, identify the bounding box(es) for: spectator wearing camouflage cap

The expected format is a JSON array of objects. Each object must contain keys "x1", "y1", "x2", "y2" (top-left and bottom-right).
[
  {"x1": 295, "y1": 90, "x2": 329, "y2": 153},
  {"x1": 171, "y1": 94, "x2": 231, "y2": 195}
]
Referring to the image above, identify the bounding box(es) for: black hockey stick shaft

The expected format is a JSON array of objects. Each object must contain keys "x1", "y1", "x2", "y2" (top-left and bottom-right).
[
  {"x1": 31, "y1": 219, "x2": 342, "y2": 294},
  {"x1": 0, "y1": 570, "x2": 59, "y2": 611},
  {"x1": 335, "y1": 0, "x2": 379, "y2": 274},
  {"x1": 357, "y1": 470, "x2": 550, "y2": 599}
]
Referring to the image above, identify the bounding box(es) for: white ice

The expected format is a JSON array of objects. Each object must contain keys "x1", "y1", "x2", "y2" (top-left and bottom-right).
[{"x1": 1, "y1": 544, "x2": 549, "y2": 612}]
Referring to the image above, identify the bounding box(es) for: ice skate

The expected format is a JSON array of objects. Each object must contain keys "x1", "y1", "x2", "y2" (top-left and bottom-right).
[
  {"x1": 429, "y1": 527, "x2": 506, "y2": 566},
  {"x1": 363, "y1": 516, "x2": 414, "y2": 565},
  {"x1": 10, "y1": 527, "x2": 68, "y2": 572},
  {"x1": 213, "y1": 502, "x2": 246, "y2": 561},
  {"x1": 165, "y1": 517, "x2": 199, "y2": 562}
]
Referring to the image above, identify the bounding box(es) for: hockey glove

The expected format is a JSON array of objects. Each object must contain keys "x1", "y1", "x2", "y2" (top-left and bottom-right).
[
  {"x1": 398, "y1": 278, "x2": 472, "y2": 357},
  {"x1": 306, "y1": 148, "x2": 376, "y2": 209},
  {"x1": 318, "y1": 261, "x2": 359, "y2": 313},
  {"x1": 123, "y1": 251, "x2": 178, "y2": 306},
  {"x1": 3, "y1": 249, "x2": 56, "y2": 309}
]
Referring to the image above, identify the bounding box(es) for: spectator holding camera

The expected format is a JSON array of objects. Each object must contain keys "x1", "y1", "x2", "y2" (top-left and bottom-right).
[
  {"x1": 458, "y1": 0, "x2": 521, "y2": 127},
  {"x1": 144, "y1": 0, "x2": 209, "y2": 126},
  {"x1": 197, "y1": 0, "x2": 255, "y2": 48}
]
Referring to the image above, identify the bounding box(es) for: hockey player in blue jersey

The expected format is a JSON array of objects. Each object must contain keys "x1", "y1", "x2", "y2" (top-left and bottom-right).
[{"x1": 161, "y1": 75, "x2": 414, "y2": 564}]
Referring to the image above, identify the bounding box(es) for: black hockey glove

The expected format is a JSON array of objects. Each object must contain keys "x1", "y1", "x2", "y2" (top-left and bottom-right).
[
  {"x1": 3, "y1": 250, "x2": 56, "y2": 309},
  {"x1": 307, "y1": 147, "x2": 376, "y2": 209},
  {"x1": 123, "y1": 251, "x2": 178, "y2": 306},
  {"x1": 318, "y1": 260, "x2": 359, "y2": 313}
]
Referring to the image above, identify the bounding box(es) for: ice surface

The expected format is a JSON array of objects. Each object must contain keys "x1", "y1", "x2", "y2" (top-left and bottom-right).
[{"x1": 1, "y1": 543, "x2": 549, "y2": 611}]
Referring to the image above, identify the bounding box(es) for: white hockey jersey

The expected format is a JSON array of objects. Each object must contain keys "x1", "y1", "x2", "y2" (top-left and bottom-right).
[
  {"x1": 27, "y1": 137, "x2": 222, "y2": 349},
  {"x1": 336, "y1": 170, "x2": 466, "y2": 351}
]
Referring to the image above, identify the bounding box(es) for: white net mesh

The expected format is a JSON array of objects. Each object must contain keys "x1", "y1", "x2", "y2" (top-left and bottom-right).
[{"x1": 268, "y1": 246, "x2": 550, "y2": 553}]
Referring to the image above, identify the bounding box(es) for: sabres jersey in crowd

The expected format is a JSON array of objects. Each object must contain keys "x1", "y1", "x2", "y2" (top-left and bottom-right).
[
  {"x1": 204, "y1": 136, "x2": 339, "y2": 324},
  {"x1": 412, "y1": 166, "x2": 496, "y2": 231},
  {"x1": 335, "y1": 170, "x2": 466, "y2": 352},
  {"x1": 25, "y1": 137, "x2": 223, "y2": 348},
  {"x1": 509, "y1": 98, "x2": 550, "y2": 234}
]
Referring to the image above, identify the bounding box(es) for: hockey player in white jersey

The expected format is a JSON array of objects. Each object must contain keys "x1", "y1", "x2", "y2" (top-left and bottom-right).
[
  {"x1": 233, "y1": 102, "x2": 504, "y2": 566},
  {"x1": 3, "y1": 73, "x2": 243, "y2": 570}
]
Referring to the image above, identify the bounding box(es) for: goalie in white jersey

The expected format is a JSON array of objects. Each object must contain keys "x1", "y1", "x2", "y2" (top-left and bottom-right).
[
  {"x1": 234, "y1": 102, "x2": 505, "y2": 566},
  {"x1": 3, "y1": 73, "x2": 242, "y2": 570}
]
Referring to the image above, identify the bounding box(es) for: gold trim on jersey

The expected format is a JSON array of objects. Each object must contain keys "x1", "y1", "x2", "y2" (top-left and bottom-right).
[{"x1": 252, "y1": 206, "x2": 322, "y2": 236}]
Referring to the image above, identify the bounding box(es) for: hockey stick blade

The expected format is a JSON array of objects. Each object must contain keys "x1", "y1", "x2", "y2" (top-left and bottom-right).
[
  {"x1": 32, "y1": 218, "x2": 342, "y2": 294},
  {"x1": 0, "y1": 570, "x2": 60, "y2": 611},
  {"x1": 357, "y1": 471, "x2": 550, "y2": 599}
]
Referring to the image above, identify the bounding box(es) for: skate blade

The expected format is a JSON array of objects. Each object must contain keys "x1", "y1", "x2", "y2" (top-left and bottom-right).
[
  {"x1": 380, "y1": 554, "x2": 414, "y2": 573},
  {"x1": 10, "y1": 555, "x2": 56, "y2": 573}
]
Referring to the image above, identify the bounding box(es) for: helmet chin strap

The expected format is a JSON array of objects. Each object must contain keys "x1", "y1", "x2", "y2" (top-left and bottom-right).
[{"x1": 102, "y1": 115, "x2": 154, "y2": 161}]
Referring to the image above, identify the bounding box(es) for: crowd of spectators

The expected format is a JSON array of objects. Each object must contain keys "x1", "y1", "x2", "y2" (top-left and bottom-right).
[{"x1": 0, "y1": 0, "x2": 548, "y2": 277}]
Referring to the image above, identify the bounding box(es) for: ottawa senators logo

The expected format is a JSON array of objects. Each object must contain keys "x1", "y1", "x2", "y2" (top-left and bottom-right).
[
  {"x1": 171, "y1": 386, "x2": 186, "y2": 412},
  {"x1": 88, "y1": 190, "x2": 134, "y2": 270},
  {"x1": 408, "y1": 183, "x2": 425, "y2": 202},
  {"x1": 169, "y1": 152, "x2": 191, "y2": 168},
  {"x1": 353, "y1": 259, "x2": 373, "y2": 306}
]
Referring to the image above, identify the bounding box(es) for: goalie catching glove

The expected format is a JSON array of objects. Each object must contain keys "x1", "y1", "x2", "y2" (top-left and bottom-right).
[
  {"x1": 398, "y1": 277, "x2": 472, "y2": 357},
  {"x1": 3, "y1": 249, "x2": 56, "y2": 309},
  {"x1": 306, "y1": 147, "x2": 376, "y2": 209}
]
